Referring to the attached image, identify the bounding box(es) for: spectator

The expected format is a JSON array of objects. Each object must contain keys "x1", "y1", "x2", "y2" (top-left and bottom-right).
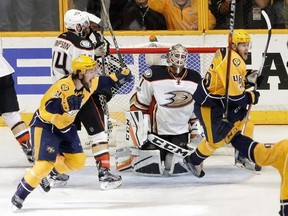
[
  {"x1": 209, "y1": 0, "x2": 270, "y2": 29},
  {"x1": 268, "y1": 0, "x2": 285, "y2": 28},
  {"x1": 147, "y1": 0, "x2": 216, "y2": 30},
  {"x1": 285, "y1": 0, "x2": 288, "y2": 28},
  {"x1": 121, "y1": 0, "x2": 167, "y2": 30},
  {"x1": 86, "y1": 0, "x2": 130, "y2": 30}
]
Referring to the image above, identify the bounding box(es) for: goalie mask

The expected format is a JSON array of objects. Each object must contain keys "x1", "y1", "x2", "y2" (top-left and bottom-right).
[
  {"x1": 167, "y1": 44, "x2": 188, "y2": 74},
  {"x1": 64, "y1": 9, "x2": 90, "y2": 37}
]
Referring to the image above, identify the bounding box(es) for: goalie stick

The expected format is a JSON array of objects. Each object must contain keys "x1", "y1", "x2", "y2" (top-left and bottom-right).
[
  {"x1": 100, "y1": 0, "x2": 126, "y2": 68},
  {"x1": 147, "y1": 134, "x2": 193, "y2": 158},
  {"x1": 115, "y1": 133, "x2": 194, "y2": 171}
]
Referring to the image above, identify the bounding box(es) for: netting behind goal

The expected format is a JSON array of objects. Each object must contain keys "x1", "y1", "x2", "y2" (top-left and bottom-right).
[{"x1": 99, "y1": 46, "x2": 233, "y2": 155}]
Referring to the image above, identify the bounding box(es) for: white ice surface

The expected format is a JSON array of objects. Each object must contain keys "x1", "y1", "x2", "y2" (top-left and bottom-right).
[{"x1": 0, "y1": 125, "x2": 287, "y2": 216}]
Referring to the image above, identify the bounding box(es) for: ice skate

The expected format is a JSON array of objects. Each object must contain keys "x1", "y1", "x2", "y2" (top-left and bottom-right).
[
  {"x1": 11, "y1": 194, "x2": 24, "y2": 211},
  {"x1": 21, "y1": 141, "x2": 34, "y2": 163},
  {"x1": 38, "y1": 177, "x2": 51, "y2": 192},
  {"x1": 98, "y1": 168, "x2": 122, "y2": 190},
  {"x1": 49, "y1": 170, "x2": 69, "y2": 187},
  {"x1": 235, "y1": 154, "x2": 262, "y2": 174},
  {"x1": 182, "y1": 156, "x2": 205, "y2": 178}
]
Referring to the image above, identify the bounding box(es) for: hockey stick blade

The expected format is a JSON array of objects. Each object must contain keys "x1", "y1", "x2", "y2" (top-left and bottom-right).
[{"x1": 147, "y1": 134, "x2": 193, "y2": 158}]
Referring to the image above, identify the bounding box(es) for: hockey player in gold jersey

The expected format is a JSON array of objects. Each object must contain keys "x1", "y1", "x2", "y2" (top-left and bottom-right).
[
  {"x1": 10, "y1": 55, "x2": 132, "y2": 210},
  {"x1": 183, "y1": 29, "x2": 288, "y2": 215}
]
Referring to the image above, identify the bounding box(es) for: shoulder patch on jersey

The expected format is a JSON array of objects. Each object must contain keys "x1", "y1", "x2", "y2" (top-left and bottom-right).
[
  {"x1": 143, "y1": 69, "x2": 153, "y2": 78},
  {"x1": 61, "y1": 84, "x2": 69, "y2": 91},
  {"x1": 80, "y1": 40, "x2": 92, "y2": 48},
  {"x1": 233, "y1": 58, "x2": 241, "y2": 67}
]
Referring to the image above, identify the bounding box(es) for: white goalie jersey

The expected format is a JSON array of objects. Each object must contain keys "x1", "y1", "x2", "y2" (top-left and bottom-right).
[{"x1": 130, "y1": 65, "x2": 201, "y2": 135}]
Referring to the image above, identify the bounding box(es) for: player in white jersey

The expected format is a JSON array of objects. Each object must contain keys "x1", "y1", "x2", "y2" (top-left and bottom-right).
[
  {"x1": 128, "y1": 44, "x2": 202, "y2": 175},
  {"x1": 51, "y1": 9, "x2": 122, "y2": 189},
  {"x1": 0, "y1": 54, "x2": 50, "y2": 192},
  {"x1": 51, "y1": 9, "x2": 93, "y2": 82}
]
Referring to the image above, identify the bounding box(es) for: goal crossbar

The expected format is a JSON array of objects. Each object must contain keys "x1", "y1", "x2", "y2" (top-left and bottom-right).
[{"x1": 110, "y1": 47, "x2": 220, "y2": 54}]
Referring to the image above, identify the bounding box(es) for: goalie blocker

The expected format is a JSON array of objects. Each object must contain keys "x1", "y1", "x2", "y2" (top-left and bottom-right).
[{"x1": 115, "y1": 111, "x2": 193, "y2": 176}]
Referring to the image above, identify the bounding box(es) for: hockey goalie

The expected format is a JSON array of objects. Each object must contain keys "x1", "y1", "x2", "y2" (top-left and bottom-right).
[{"x1": 115, "y1": 44, "x2": 204, "y2": 176}]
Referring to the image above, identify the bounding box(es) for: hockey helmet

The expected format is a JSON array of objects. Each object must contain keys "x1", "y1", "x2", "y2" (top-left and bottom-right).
[
  {"x1": 72, "y1": 55, "x2": 97, "y2": 76},
  {"x1": 82, "y1": 11, "x2": 101, "y2": 25},
  {"x1": 167, "y1": 44, "x2": 188, "y2": 72},
  {"x1": 64, "y1": 9, "x2": 90, "y2": 33},
  {"x1": 232, "y1": 29, "x2": 251, "y2": 46}
]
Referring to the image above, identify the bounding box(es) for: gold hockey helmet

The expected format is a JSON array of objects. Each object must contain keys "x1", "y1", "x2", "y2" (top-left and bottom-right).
[
  {"x1": 232, "y1": 29, "x2": 251, "y2": 46},
  {"x1": 72, "y1": 55, "x2": 97, "y2": 76}
]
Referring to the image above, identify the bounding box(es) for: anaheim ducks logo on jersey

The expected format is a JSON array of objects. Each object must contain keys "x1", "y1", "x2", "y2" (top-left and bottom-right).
[
  {"x1": 232, "y1": 58, "x2": 241, "y2": 67},
  {"x1": 80, "y1": 40, "x2": 92, "y2": 48},
  {"x1": 161, "y1": 90, "x2": 193, "y2": 108}
]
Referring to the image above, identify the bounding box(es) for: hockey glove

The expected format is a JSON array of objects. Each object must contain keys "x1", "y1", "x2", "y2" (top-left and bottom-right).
[
  {"x1": 246, "y1": 90, "x2": 260, "y2": 105},
  {"x1": 66, "y1": 95, "x2": 83, "y2": 111},
  {"x1": 245, "y1": 69, "x2": 264, "y2": 89},
  {"x1": 110, "y1": 68, "x2": 133, "y2": 88},
  {"x1": 94, "y1": 42, "x2": 108, "y2": 57}
]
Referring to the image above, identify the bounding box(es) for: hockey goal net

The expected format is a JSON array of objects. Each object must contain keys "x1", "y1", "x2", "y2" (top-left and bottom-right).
[{"x1": 103, "y1": 46, "x2": 222, "y2": 149}]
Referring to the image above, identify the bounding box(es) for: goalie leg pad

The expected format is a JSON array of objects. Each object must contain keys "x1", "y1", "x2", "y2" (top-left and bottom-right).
[
  {"x1": 165, "y1": 153, "x2": 189, "y2": 176},
  {"x1": 115, "y1": 147, "x2": 133, "y2": 171},
  {"x1": 131, "y1": 148, "x2": 164, "y2": 176},
  {"x1": 126, "y1": 111, "x2": 150, "y2": 148}
]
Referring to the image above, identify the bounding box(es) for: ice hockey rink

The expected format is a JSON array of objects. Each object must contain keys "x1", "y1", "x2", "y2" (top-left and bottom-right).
[{"x1": 0, "y1": 125, "x2": 287, "y2": 216}]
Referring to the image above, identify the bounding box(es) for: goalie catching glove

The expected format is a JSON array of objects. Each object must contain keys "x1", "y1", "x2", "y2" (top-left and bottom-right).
[{"x1": 110, "y1": 67, "x2": 133, "y2": 88}]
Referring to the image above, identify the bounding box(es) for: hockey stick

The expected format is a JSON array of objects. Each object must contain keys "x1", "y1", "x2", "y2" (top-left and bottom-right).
[
  {"x1": 235, "y1": 10, "x2": 272, "y2": 162},
  {"x1": 99, "y1": 24, "x2": 111, "y2": 134},
  {"x1": 224, "y1": 0, "x2": 236, "y2": 119},
  {"x1": 147, "y1": 134, "x2": 193, "y2": 158},
  {"x1": 242, "y1": 10, "x2": 271, "y2": 132},
  {"x1": 100, "y1": 0, "x2": 126, "y2": 68},
  {"x1": 116, "y1": 133, "x2": 194, "y2": 171}
]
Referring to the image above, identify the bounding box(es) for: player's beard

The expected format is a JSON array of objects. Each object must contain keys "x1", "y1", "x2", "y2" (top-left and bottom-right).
[{"x1": 81, "y1": 78, "x2": 91, "y2": 93}]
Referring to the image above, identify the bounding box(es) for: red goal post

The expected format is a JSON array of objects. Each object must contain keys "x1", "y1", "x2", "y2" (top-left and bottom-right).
[{"x1": 106, "y1": 46, "x2": 222, "y2": 148}]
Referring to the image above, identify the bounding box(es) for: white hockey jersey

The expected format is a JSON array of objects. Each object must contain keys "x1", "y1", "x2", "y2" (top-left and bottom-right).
[
  {"x1": 130, "y1": 65, "x2": 201, "y2": 135},
  {"x1": 51, "y1": 31, "x2": 94, "y2": 82}
]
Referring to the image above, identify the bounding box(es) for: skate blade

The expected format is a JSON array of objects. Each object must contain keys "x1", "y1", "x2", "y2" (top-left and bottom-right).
[
  {"x1": 50, "y1": 180, "x2": 68, "y2": 188},
  {"x1": 11, "y1": 204, "x2": 21, "y2": 212},
  {"x1": 100, "y1": 180, "x2": 122, "y2": 190},
  {"x1": 235, "y1": 162, "x2": 261, "y2": 175}
]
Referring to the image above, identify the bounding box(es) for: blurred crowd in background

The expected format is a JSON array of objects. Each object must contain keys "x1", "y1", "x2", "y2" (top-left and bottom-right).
[{"x1": 0, "y1": 0, "x2": 287, "y2": 31}]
